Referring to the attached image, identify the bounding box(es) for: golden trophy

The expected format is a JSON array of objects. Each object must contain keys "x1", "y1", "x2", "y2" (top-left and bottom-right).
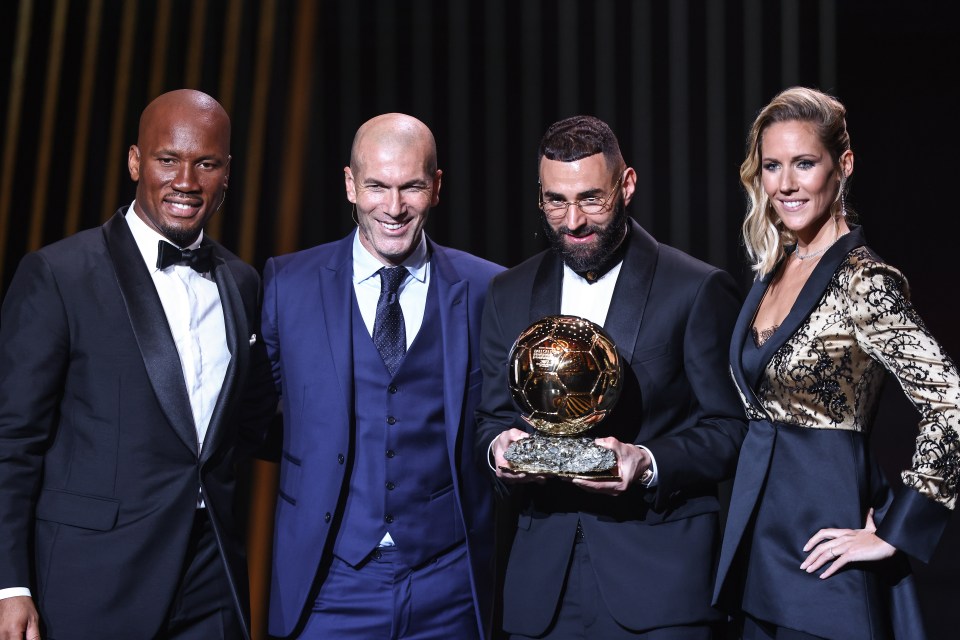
[{"x1": 503, "y1": 315, "x2": 622, "y2": 478}]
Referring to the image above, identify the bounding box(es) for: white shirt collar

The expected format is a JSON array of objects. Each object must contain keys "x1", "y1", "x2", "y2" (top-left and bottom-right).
[
  {"x1": 124, "y1": 201, "x2": 204, "y2": 272},
  {"x1": 351, "y1": 228, "x2": 429, "y2": 285}
]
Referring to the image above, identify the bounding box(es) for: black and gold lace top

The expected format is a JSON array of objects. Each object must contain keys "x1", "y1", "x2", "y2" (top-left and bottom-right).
[{"x1": 747, "y1": 246, "x2": 960, "y2": 509}]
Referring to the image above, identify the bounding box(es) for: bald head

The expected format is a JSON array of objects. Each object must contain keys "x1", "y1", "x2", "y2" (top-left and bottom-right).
[
  {"x1": 343, "y1": 113, "x2": 442, "y2": 266},
  {"x1": 138, "y1": 89, "x2": 231, "y2": 150},
  {"x1": 350, "y1": 113, "x2": 437, "y2": 176},
  {"x1": 128, "y1": 89, "x2": 232, "y2": 247}
]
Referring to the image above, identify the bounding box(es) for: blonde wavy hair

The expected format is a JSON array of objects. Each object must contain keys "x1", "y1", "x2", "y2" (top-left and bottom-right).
[{"x1": 741, "y1": 87, "x2": 851, "y2": 278}]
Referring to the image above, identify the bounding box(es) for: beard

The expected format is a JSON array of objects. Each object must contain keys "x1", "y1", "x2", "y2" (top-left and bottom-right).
[
  {"x1": 161, "y1": 224, "x2": 201, "y2": 248},
  {"x1": 541, "y1": 198, "x2": 628, "y2": 273}
]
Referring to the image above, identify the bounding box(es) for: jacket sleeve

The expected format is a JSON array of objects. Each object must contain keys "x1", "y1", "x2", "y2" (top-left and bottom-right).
[
  {"x1": 640, "y1": 268, "x2": 749, "y2": 508},
  {"x1": 474, "y1": 276, "x2": 528, "y2": 492},
  {"x1": 0, "y1": 253, "x2": 70, "y2": 588},
  {"x1": 847, "y1": 260, "x2": 958, "y2": 561}
]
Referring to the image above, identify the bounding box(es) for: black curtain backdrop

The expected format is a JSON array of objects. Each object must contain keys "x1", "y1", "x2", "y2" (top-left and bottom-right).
[{"x1": 1, "y1": 1, "x2": 957, "y2": 638}]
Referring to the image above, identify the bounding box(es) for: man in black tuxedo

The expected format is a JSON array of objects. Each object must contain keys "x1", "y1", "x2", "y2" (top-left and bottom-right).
[
  {"x1": 0, "y1": 89, "x2": 276, "y2": 639},
  {"x1": 477, "y1": 116, "x2": 747, "y2": 638}
]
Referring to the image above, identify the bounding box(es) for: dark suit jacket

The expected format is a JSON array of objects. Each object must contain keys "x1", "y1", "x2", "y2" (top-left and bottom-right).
[
  {"x1": 261, "y1": 231, "x2": 504, "y2": 638},
  {"x1": 476, "y1": 219, "x2": 747, "y2": 635},
  {"x1": 0, "y1": 209, "x2": 276, "y2": 640}
]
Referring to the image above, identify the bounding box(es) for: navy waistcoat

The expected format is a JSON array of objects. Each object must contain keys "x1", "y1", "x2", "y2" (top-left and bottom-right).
[{"x1": 333, "y1": 277, "x2": 464, "y2": 568}]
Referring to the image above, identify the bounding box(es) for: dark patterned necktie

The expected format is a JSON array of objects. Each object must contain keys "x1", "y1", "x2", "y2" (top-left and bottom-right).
[{"x1": 373, "y1": 267, "x2": 407, "y2": 376}]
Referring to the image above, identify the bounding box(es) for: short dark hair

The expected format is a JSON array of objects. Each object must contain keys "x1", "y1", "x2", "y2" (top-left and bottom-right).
[{"x1": 538, "y1": 115, "x2": 624, "y2": 171}]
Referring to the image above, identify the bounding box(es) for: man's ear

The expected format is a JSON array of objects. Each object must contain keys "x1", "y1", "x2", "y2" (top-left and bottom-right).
[
  {"x1": 431, "y1": 169, "x2": 442, "y2": 207},
  {"x1": 344, "y1": 166, "x2": 357, "y2": 204},
  {"x1": 128, "y1": 145, "x2": 141, "y2": 181},
  {"x1": 620, "y1": 167, "x2": 637, "y2": 207}
]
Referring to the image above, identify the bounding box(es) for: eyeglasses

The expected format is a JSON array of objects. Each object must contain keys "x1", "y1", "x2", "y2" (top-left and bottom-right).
[{"x1": 538, "y1": 172, "x2": 625, "y2": 220}]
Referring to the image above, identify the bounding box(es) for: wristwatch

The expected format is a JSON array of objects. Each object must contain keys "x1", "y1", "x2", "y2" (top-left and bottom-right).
[{"x1": 639, "y1": 468, "x2": 654, "y2": 486}]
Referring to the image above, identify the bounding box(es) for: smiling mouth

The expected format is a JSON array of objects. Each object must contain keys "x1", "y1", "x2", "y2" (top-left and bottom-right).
[
  {"x1": 780, "y1": 200, "x2": 806, "y2": 210},
  {"x1": 164, "y1": 196, "x2": 202, "y2": 212},
  {"x1": 380, "y1": 220, "x2": 408, "y2": 231}
]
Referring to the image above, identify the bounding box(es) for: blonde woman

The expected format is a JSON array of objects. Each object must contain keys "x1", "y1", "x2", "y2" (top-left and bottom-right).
[{"x1": 713, "y1": 87, "x2": 959, "y2": 639}]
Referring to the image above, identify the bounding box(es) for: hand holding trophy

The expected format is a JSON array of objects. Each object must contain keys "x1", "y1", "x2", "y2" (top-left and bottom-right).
[{"x1": 503, "y1": 315, "x2": 622, "y2": 479}]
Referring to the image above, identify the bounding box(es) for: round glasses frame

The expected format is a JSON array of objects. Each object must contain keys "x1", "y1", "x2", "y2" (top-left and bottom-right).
[{"x1": 538, "y1": 172, "x2": 625, "y2": 220}]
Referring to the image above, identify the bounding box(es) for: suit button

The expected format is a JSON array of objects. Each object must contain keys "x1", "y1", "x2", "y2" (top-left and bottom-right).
[
  {"x1": 324, "y1": 512, "x2": 331, "y2": 523},
  {"x1": 387, "y1": 416, "x2": 396, "y2": 425},
  {"x1": 337, "y1": 454, "x2": 344, "y2": 464},
  {"x1": 386, "y1": 482, "x2": 395, "y2": 490},
  {"x1": 388, "y1": 385, "x2": 398, "y2": 394},
  {"x1": 385, "y1": 515, "x2": 394, "y2": 524},
  {"x1": 386, "y1": 450, "x2": 396, "y2": 458}
]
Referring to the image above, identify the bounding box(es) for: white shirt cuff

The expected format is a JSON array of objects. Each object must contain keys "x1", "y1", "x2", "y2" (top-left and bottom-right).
[
  {"x1": 0, "y1": 587, "x2": 31, "y2": 600},
  {"x1": 636, "y1": 445, "x2": 659, "y2": 487},
  {"x1": 486, "y1": 438, "x2": 498, "y2": 472}
]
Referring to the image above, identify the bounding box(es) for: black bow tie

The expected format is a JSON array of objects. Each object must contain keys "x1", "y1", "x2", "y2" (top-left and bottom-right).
[{"x1": 156, "y1": 240, "x2": 214, "y2": 273}]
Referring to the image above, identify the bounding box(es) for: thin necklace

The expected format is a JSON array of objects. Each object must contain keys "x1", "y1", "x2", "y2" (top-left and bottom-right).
[{"x1": 795, "y1": 232, "x2": 844, "y2": 261}]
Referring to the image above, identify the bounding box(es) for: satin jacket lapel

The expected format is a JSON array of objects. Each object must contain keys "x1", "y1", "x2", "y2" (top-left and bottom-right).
[
  {"x1": 200, "y1": 252, "x2": 247, "y2": 463},
  {"x1": 103, "y1": 211, "x2": 198, "y2": 455},
  {"x1": 729, "y1": 275, "x2": 772, "y2": 406},
  {"x1": 430, "y1": 240, "x2": 470, "y2": 458},
  {"x1": 736, "y1": 225, "x2": 868, "y2": 394},
  {"x1": 529, "y1": 251, "x2": 563, "y2": 323},
  {"x1": 603, "y1": 219, "x2": 657, "y2": 357},
  {"x1": 320, "y1": 236, "x2": 356, "y2": 416}
]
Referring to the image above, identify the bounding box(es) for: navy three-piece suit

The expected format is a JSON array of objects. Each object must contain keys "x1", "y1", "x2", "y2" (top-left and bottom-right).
[{"x1": 261, "y1": 230, "x2": 503, "y2": 638}]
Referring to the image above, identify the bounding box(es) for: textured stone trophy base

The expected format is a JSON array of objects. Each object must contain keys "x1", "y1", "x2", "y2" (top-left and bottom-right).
[{"x1": 503, "y1": 434, "x2": 618, "y2": 479}]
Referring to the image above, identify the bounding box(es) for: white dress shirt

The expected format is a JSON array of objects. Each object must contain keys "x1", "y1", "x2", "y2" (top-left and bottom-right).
[
  {"x1": 125, "y1": 204, "x2": 231, "y2": 458},
  {"x1": 351, "y1": 229, "x2": 430, "y2": 348},
  {"x1": 559, "y1": 260, "x2": 659, "y2": 486}
]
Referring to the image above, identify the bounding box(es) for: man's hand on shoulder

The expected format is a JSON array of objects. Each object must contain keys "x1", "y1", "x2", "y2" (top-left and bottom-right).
[
  {"x1": 0, "y1": 595, "x2": 40, "y2": 640},
  {"x1": 570, "y1": 437, "x2": 651, "y2": 495}
]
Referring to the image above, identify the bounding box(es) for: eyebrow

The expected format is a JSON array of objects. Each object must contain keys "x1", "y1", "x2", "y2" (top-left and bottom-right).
[
  {"x1": 762, "y1": 153, "x2": 821, "y2": 163},
  {"x1": 152, "y1": 149, "x2": 222, "y2": 163},
  {"x1": 542, "y1": 187, "x2": 606, "y2": 200},
  {"x1": 362, "y1": 178, "x2": 430, "y2": 188}
]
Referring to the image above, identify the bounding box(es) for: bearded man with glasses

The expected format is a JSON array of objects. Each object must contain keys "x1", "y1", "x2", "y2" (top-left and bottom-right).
[{"x1": 476, "y1": 115, "x2": 748, "y2": 639}]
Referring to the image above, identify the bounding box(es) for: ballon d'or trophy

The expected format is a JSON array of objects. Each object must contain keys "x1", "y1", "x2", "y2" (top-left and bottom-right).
[{"x1": 503, "y1": 315, "x2": 622, "y2": 479}]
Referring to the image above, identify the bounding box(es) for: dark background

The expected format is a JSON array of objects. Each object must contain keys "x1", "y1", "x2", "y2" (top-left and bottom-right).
[{"x1": 1, "y1": 1, "x2": 957, "y2": 637}]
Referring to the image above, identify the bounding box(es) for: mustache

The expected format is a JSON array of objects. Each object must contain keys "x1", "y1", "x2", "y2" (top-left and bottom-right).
[{"x1": 559, "y1": 224, "x2": 602, "y2": 238}]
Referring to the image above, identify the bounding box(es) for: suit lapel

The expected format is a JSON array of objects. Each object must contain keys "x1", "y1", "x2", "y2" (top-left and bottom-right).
[
  {"x1": 729, "y1": 275, "x2": 772, "y2": 409},
  {"x1": 103, "y1": 211, "x2": 198, "y2": 455},
  {"x1": 320, "y1": 235, "x2": 356, "y2": 417},
  {"x1": 603, "y1": 219, "x2": 658, "y2": 357},
  {"x1": 429, "y1": 240, "x2": 470, "y2": 457},
  {"x1": 529, "y1": 251, "x2": 563, "y2": 322},
  {"x1": 200, "y1": 252, "x2": 247, "y2": 463}
]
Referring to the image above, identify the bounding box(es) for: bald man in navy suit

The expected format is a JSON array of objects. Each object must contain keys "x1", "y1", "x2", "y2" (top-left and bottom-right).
[{"x1": 262, "y1": 113, "x2": 503, "y2": 639}]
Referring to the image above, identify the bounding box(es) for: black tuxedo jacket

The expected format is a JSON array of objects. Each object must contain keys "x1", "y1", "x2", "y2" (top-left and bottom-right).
[
  {"x1": 0, "y1": 209, "x2": 276, "y2": 639},
  {"x1": 476, "y1": 219, "x2": 748, "y2": 635}
]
